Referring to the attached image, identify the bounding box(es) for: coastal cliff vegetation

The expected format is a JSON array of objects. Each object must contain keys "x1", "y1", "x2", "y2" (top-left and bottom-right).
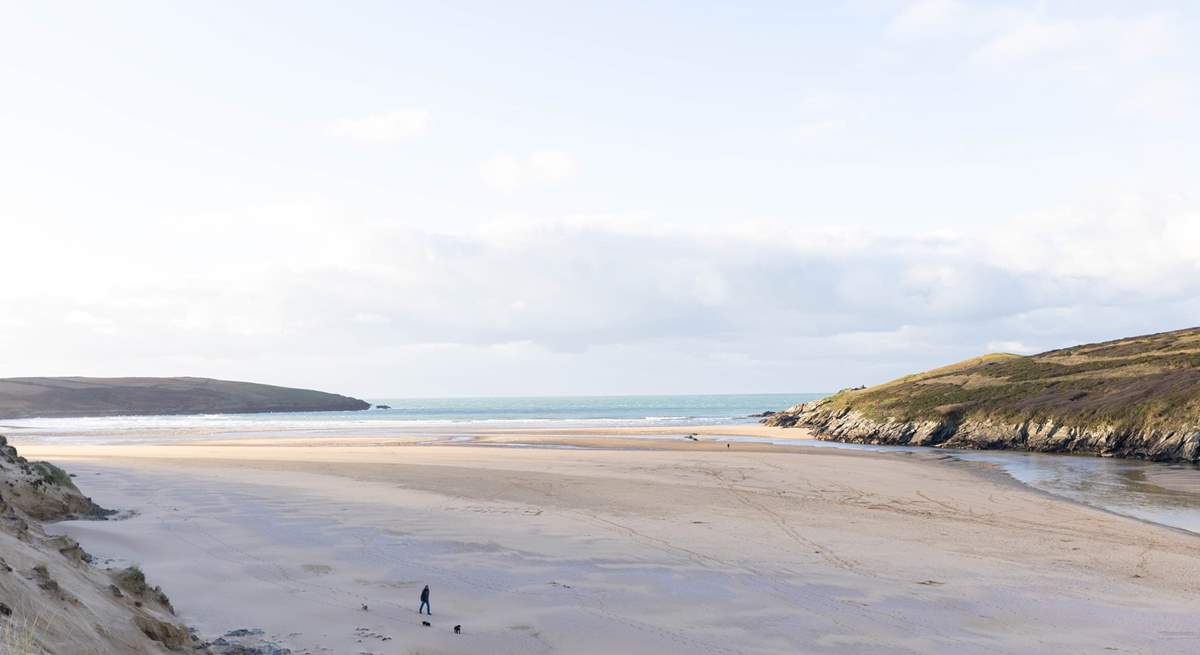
[{"x1": 765, "y1": 327, "x2": 1200, "y2": 461}]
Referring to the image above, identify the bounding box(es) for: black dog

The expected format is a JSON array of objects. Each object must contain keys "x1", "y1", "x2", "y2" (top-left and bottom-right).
[
  {"x1": 454, "y1": 625, "x2": 462, "y2": 634},
  {"x1": 422, "y1": 621, "x2": 431, "y2": 627}
]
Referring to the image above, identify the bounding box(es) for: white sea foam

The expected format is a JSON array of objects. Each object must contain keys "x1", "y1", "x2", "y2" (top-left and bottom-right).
[{"x1": 0, "y1": 394, "x2": 824, "y2": 445}]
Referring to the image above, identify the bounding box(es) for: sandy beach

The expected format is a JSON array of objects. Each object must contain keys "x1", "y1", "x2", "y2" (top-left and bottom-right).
[
  {"x1": 11, "y1": 3, "x2": 1199, "y2": 652},
  {"x1": 22, "y1": 427, "x2": 1200, "y2": 654}
]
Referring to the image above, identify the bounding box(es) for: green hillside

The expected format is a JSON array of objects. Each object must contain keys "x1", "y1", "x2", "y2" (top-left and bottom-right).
[{"x1": 767, "y1": 328, "x2": 1200, "y2": 460}]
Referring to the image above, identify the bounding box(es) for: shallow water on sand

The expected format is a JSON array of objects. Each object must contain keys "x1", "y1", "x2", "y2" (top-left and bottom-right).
[
  {"x1": 708, "y1": 436, "x2": 1200, "y2": 535},
  {"x1": 8, "y1": 389, "x2": 1200, "y2": 536},
  {"x1": 959, "y1": 450, "x2": 1200, "y2": 534}
]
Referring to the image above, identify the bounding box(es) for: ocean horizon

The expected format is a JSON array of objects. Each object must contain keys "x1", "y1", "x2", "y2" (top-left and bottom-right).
[{"x1": 2, "y1": 392, "x2": 828, "y2": 442}]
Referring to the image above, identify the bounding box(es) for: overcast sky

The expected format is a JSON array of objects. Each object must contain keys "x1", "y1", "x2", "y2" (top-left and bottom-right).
[{"x1": 2, "y1": 1, "x2": 1198, "y2": 397}]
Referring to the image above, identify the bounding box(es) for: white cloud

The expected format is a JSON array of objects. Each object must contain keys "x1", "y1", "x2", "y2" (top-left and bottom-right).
[
  {"x1": 972, "y1": 14, "x2": 1176, "y2": 68},
  {"x1": 527, "y1": 151, "x2": 575, "y2": 181},
  {"x1": 980, "y1": 198, "x2": 1200, "y2": 296},
  {"x1": 8, "y1": 196, "x2": 1198, "y2": 366},
  {"x1": 885, "y1": 5, "x2": 1187, "y2": 131},
  {"x1": 788, "y1": 120, "x2": 842, "y2": 144},
  {"x1": 1122, "y1": 78, "x2": 1194, "y2": 121},
  {"x1": 986, "y1": 340, "x2": 1035, "y2": 354},
  {"x1": 974, "y1": 18, "x2": 1084, "y2": 65},
  {"x1": 4, "y1": 185, "x2": 1198, "y2": 392},
  {"x1": 326, "y1": 109, "x2": 430, "y2": 143},
  {"x1": 64, "y1": 310, "x2": 117, "y2": 335},
  {"x1": 786, "y1": 90, "x2": 866, "y2": 145},
  {"x1": 479, "y1": 154, "x2": 524, "y2": 193},
  {"x1": 1113, "y1": 15, "x2": 1175, "y2": 62},
  {"x1": 479, "y1": 151, "x2": 576, "y2": 192},
  {"x1": 888, "y1": 0, "x2": 966, "y2": 38},
  {"x1": 353, "y1": 313, "x2": 392, "y2": 325},
  {"x1": 3, "y1": 2, "x2": 1198, "y2": 396},
  {"x1": 886, "y1": 2, "x2": 1178, "y2": 72}
]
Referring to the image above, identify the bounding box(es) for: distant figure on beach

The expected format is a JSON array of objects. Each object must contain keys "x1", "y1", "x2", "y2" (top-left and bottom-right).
[{"x1": 419, "y1": 585, "x2": 431, "y2": 615}]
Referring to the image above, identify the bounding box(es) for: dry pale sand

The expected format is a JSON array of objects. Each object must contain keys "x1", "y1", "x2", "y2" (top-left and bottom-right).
[{"x1": 23, "y1": 427, "x2": 1200, "y2": 655}]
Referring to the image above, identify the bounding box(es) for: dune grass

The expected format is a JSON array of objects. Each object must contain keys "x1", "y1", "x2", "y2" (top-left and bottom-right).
[
  {"x1": 0, "y1": 612, "x2": 44, "y2": 655},
  {"x1": 30, "y1": 462, "x2": 72, "y2": 488}
]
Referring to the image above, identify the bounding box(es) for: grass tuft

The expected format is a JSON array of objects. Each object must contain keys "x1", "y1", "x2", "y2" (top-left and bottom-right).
[
  {"x1": 0, "y1": 611, "x2": 45, "y2": 654},
  {"x1": 30, "y1": 462, "x2": 72, "y2": 488}
]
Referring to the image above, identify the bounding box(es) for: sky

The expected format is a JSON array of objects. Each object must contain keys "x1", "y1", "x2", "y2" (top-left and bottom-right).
[{"x1": 1, "y1": 0, "x2": 1198, "y2": 397}]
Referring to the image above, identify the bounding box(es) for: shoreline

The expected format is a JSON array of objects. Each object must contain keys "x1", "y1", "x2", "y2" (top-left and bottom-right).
[
  {"x1": 23, "y1": 421, "x2": 1200, "y2": 538},
  {"x1": 24, "y1": 425, "x2": 1200, "y2": 653}
]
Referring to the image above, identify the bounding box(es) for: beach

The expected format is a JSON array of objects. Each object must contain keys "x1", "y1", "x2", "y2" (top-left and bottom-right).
[
  {"x1": 11, "y1": 3, "x2": 1199, "y2": 652},
  {"x1": 22, "y1": 426, "x2": 1200, "y2": 654}
]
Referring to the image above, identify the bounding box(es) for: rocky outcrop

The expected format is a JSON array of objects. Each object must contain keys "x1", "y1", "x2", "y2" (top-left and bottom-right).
[
  {"x1": 765, "y1": 328, "x2": 1200, "y2": 462},
  {"x1": 765, "y1": 398, "x2": 1200, "y2": 462},
  {"x1": 135, "y1": 615, "x2": 193, "y2": 651}
]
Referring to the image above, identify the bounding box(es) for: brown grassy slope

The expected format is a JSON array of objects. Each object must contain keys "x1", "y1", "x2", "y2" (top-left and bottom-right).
[{"x1": 809, "y1": 327, "x2": 1200, "y2": 432}]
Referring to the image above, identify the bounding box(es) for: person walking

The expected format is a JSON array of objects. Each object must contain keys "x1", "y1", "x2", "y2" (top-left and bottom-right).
[{"x1": 419, "y1": 584, "x2": 431, "y2": 615}]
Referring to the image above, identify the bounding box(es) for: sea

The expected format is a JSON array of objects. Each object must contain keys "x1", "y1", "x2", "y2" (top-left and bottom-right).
[
  {"x1": 5, "y1": 392, "x2": 1200, "y2": 536},
  {"x1": 0, "y1": 393, "x2": 822, "y2": 443}
]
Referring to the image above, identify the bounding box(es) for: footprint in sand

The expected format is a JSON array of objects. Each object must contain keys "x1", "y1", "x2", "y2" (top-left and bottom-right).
[{"x1": 302, "y1": 564, "x2": 333, "y2": 575}]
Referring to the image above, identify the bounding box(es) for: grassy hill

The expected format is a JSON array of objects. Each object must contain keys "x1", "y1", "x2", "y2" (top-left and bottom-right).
[
  {"x1": 0, "y1": 377, "x2": 370, "y2": 419},
  {"x1": 765, "y1": 328, "x2": 1200, "y2": 461}
]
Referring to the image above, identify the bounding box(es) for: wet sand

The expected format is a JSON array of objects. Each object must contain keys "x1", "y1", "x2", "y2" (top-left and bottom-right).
[{"x1": 24, "y1": 427, "x2": 1200, "y2": 654}]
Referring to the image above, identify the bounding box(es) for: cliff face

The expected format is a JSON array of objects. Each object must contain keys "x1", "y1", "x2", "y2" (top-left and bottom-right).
[
  {"x1": 765, "y1": 328, "x2": 1200, "y2": 462},
  {"x1": 0, "y1": 377, "x2": 370, "y2": 419},
  {"x1": 0, "y1": 436, "x2": 198, "y2": 653},
  {"x1": 767, "y1": 399, "x2": 1200, "y2": 461}
]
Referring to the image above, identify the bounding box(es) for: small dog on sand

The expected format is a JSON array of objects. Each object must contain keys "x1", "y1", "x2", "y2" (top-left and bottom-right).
[
  {"x1": 454, "y1": 625, "x2": 462, "y2": 634},
  {"x1": 422, "y1": 621, "x2": 431, "y2": 627}
]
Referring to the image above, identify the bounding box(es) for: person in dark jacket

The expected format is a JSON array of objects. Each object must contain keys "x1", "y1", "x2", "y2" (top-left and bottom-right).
[{"x1": 419, "y1": 585, "x2": 431, "y2": 615}]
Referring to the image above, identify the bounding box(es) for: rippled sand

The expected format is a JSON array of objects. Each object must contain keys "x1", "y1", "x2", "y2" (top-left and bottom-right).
[{"x1": 25, "y1": 428, "x2": 1200, "y2": 654}]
